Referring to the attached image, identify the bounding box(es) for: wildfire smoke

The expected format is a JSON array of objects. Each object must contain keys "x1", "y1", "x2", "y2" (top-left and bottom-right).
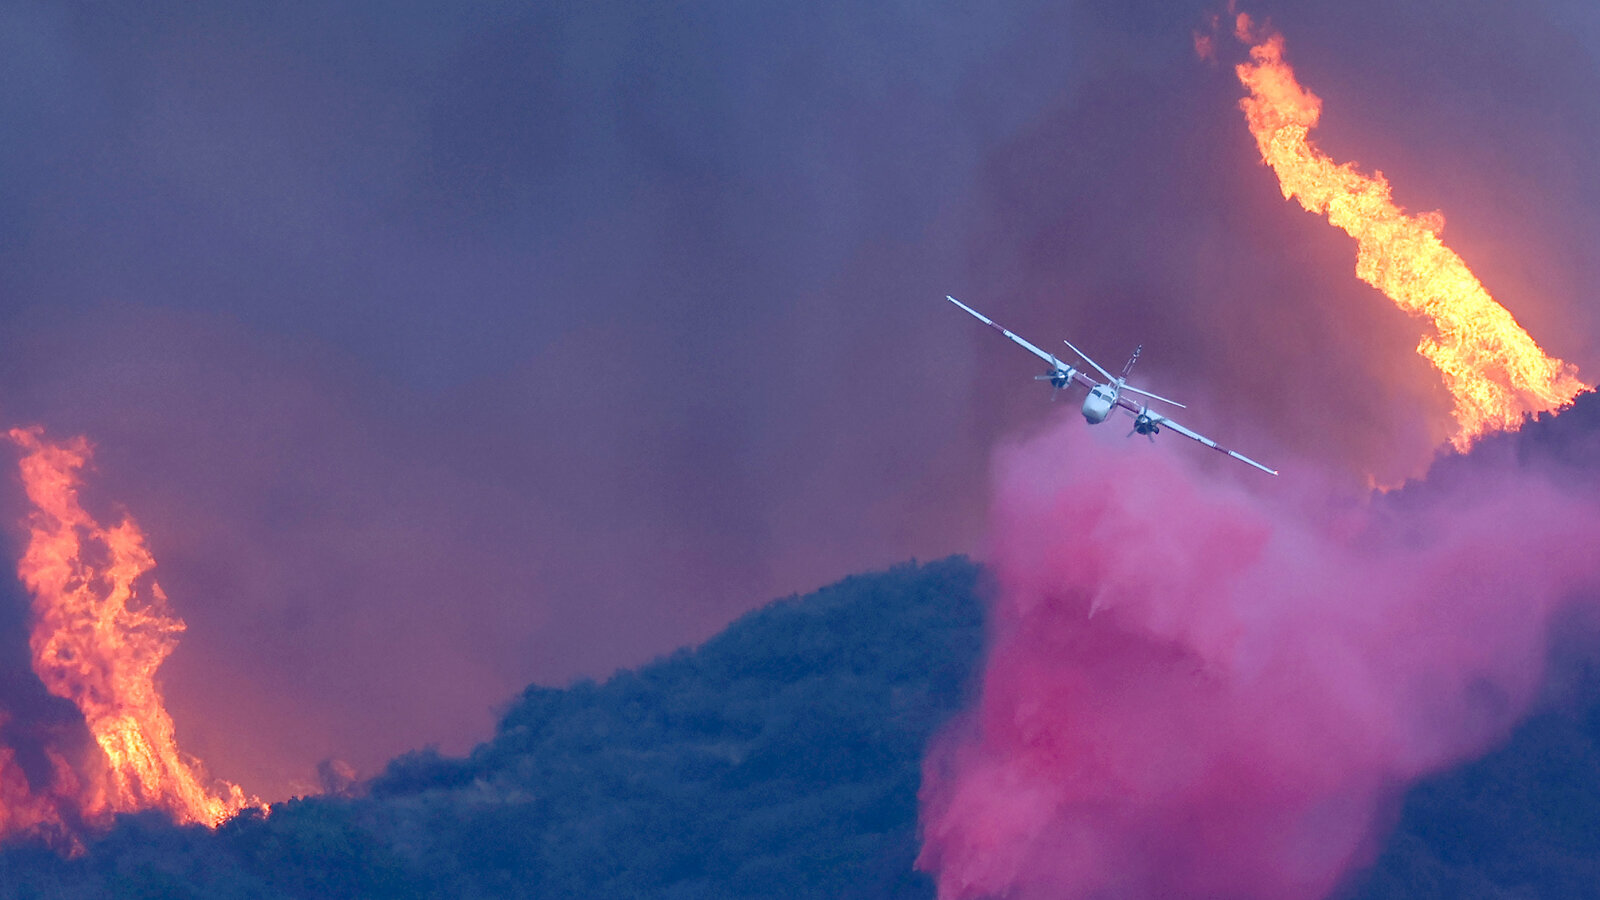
[
  {"x1": 3, "y1": 427, "x2": 251, "y2": 835},
  {"x1": 1230, "y1": 15, "x2": 1588, "y2": 449}
]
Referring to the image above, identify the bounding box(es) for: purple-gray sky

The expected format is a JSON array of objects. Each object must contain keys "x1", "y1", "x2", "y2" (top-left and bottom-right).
[{"x1": 0, "y1": 0, "x2": 1596, "y2": 798}]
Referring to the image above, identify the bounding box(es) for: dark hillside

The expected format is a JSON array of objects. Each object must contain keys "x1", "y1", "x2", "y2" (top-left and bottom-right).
[{"x1": 0, "y1": 557, "x2": 986, "y2": 900}]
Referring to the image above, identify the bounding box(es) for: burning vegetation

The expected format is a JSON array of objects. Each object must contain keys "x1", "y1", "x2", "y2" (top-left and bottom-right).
[
  {"x1": 1227, "y1": 14, "x2": 1588, "y2": 449},
  {"x1": 0, "y1": 428, "x2": 253, "y2": 844}
]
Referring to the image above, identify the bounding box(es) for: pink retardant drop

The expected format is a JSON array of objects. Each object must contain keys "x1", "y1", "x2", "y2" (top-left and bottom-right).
[{"x1": 918, "y1": 423, "x2": 1600, "y2": 899}]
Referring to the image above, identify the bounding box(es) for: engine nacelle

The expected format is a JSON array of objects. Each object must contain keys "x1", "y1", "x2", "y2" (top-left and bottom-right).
[{"x1": 1133, "y1": 412, "x2": 1160, "y2": 435}]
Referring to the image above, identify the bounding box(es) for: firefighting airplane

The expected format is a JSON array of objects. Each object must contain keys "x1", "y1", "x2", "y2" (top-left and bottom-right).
[{"x1": 948, "y1": 295, "x2": 1278, "y2": 475}]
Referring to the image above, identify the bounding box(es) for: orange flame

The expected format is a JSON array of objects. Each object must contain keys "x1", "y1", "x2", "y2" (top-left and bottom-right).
[
  {"x1": 6, "y1": 427, "x2": 252, "y2": 828},
  {"x1": 1231, "y1": 16, "x2": 1588, "y2": 449},
  {"x1": 0, "y1": 737, "x2": 65, "y2": 838}
]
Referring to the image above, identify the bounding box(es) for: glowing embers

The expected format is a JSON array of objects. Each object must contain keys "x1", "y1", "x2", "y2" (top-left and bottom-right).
[
  {"x1": 1231, "y1": 16, "x2": 1588, "y2": 449},
  {"x1": 6, "y1": 427, "x2": 249, "y2": 831}
]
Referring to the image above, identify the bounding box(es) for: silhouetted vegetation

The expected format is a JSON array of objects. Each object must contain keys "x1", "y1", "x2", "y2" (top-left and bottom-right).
[
  {"x1": 8, "y1": 542, "x2": 1600, "y2": 898},
  {"x1": 0, "y1": 558, "x2": 986, "y2": 899}
]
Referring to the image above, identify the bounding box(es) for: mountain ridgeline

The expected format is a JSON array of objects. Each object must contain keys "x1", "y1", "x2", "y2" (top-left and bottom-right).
[{"x1": 0, "y1": 559, "x2": 988, "y2": 900}]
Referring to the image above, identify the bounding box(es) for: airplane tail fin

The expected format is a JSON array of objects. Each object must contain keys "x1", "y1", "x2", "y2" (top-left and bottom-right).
[{"x1": 1119, "y1": 345, "x2": 1142, "y2": 382}]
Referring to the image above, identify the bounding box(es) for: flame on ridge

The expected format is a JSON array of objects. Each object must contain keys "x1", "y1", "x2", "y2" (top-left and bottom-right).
[
  {"x1": 6, "y1": 427, "x2": 252, "y2": 829},
  {"x1": 1230, "y1": 15, "x2": 1588, "y2": 449},
  {"x1": 0, "y1": 725, "x2": 73, "y2": 840}
]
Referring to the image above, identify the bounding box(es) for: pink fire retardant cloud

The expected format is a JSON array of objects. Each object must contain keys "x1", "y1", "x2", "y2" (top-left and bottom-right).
[{"x1": 917, "y1": 422, "x2": 1600, "y2": 899}]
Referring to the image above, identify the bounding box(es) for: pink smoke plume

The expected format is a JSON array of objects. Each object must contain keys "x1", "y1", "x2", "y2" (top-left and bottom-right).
[{"x1": 917, "y1": 423, "x2": 1600, "y2": 899}]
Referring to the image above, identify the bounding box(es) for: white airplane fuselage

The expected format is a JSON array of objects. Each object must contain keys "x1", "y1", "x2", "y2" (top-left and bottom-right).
[{"x1": 1082, "y1": 384, "x2": 1117, "y2": 424}]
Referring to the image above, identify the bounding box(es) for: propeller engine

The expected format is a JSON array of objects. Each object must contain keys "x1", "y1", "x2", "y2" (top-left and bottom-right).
[
  {"x1": 1133, "y1": 412, "x2": 1160, "y2": 436},
  {"x1": 1033, "y1": 367, "x2": 1078, "y2": 400}
]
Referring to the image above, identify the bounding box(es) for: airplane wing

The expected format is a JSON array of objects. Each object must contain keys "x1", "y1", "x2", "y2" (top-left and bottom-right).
[
  {"x1": 1061, "y1": 337, "x2": 1115, "y2": 383},
  {"x1": 947, "y1": 296, "x2": 1084, "y2": 382},
  {"x1": 1119, "y1": 383, "x2": 1186, "y2": 408},
  {"x1": 1116, "y1": 396, "x2": 1278, "y2": 475}
]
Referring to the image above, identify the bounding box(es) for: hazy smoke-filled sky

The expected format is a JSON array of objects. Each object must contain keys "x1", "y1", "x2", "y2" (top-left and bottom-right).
[{"x1": 0, "y1": 0, "x2": 1596, "y2": 798}]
